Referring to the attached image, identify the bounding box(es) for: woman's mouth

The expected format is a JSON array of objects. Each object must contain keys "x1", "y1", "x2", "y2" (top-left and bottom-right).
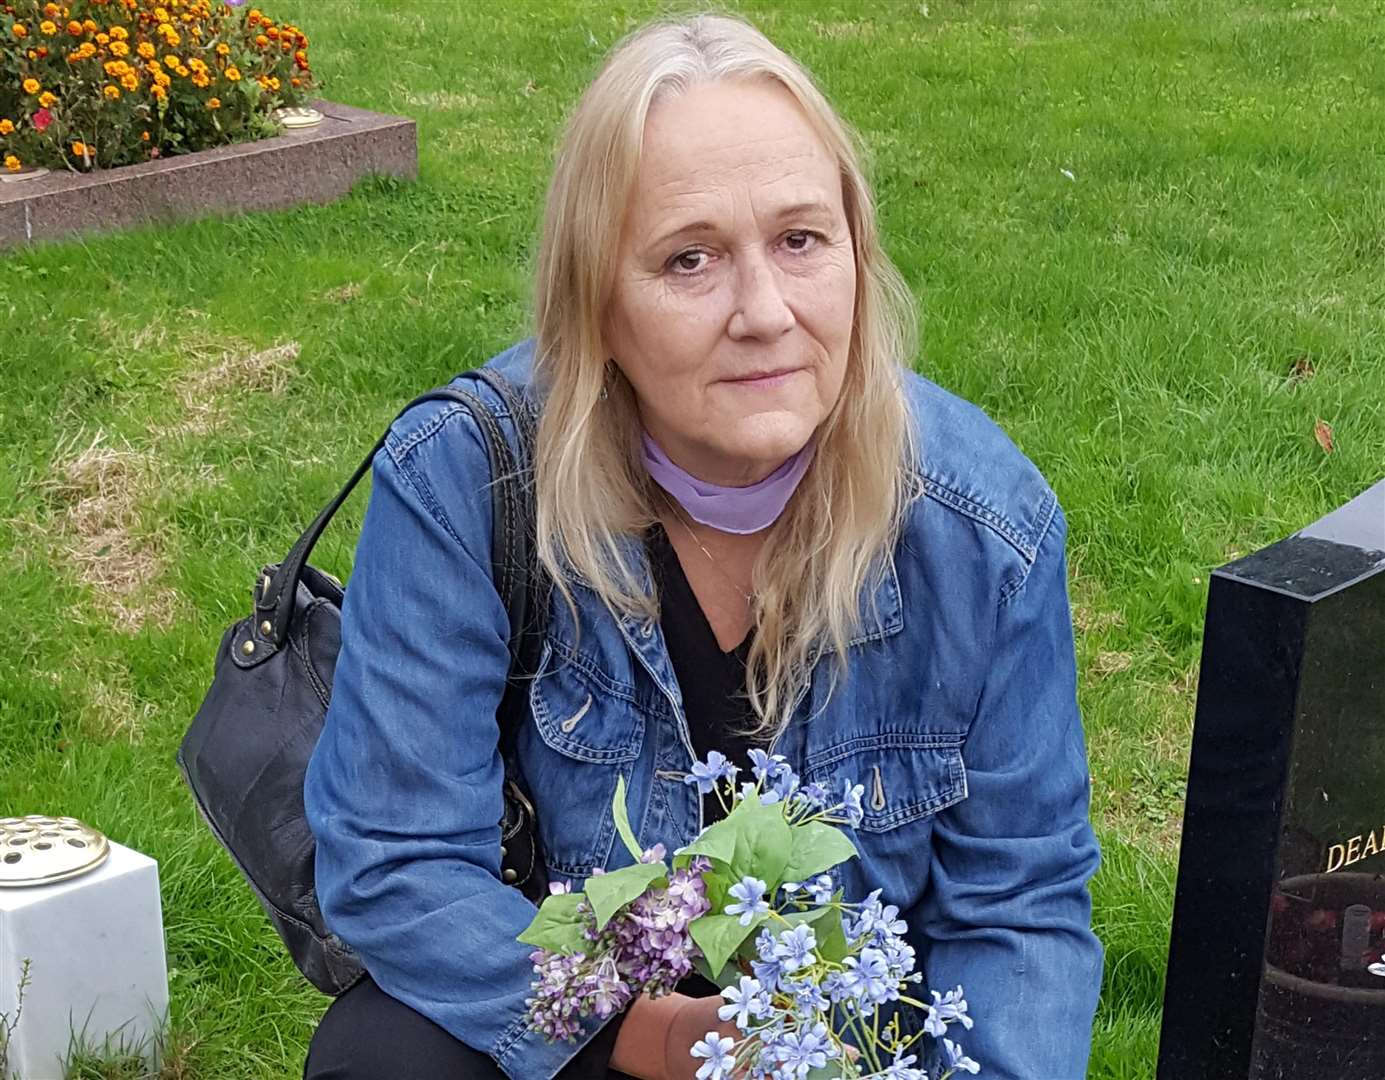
[{"x1": 722, "y1": 366, "x2": 805, "y2": 388}]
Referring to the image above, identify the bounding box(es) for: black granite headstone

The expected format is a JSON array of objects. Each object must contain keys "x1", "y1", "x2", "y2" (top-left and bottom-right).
[{"x1": 1158, "y1": 478, "x2": 1385, "y2": 1079}]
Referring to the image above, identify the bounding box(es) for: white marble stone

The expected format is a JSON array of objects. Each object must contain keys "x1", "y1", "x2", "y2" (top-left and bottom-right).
[{"x1": 0, "y1": 841, "x2": 168, "y2": 1079}]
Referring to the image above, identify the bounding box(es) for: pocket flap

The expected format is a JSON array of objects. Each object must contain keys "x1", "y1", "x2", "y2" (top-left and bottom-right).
[
  {"x1": 805, "y1": 732, "x2": 967, "y2": 833},
  {"x1": 529, "y1": 641, "x2": 642, "y2": 764}
]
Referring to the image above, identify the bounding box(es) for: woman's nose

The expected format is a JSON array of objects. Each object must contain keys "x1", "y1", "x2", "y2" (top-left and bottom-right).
[{"x1": 727, "y1": 250, "x2": 795, "y2": 341}]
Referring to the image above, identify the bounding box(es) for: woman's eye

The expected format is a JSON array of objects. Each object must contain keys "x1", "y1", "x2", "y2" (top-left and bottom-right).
[
  {"x1": 668, "y1": 250, "x2": 709, "y2": 274},
  {"x1": 783, "y1": 230, "x2": 821, "y2": 253}
]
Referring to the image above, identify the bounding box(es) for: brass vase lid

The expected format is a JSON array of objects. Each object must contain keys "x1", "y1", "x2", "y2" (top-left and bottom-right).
[{"x1": 0, "y1": 816, "x2": 110, "y2": 887}]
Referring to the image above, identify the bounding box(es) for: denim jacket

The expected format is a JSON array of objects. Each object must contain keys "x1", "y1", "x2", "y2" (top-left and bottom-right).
[{"x1": 304, "y1": 340, "x2": 1103, "y2": 1079}]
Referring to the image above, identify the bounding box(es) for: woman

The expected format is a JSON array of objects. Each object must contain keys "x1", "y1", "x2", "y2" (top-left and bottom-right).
[{"x1": 303, "y1": 12, "x2": 1102, "y2": 1080}]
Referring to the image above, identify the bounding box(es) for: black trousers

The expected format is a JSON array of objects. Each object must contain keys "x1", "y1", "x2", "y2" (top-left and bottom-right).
[{"x1": 303, "y1": 975, "x2": 635, "y2": 1080}]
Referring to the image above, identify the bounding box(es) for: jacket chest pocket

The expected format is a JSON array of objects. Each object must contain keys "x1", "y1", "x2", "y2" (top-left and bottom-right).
[
  {"x1": 805, "y1": 732, "x2": 968, "y2": 833},
  {"x1": 520, "y1": 641, "x2": 644, "y2": 877},
  {"x1": 802, "y1": 732, "x2": 968, "y2": 907}
]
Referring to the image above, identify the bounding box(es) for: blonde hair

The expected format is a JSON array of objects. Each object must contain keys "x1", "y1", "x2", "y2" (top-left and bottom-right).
[{"x1": 532, "y1": 11, "x2": 921, "y2": 739}]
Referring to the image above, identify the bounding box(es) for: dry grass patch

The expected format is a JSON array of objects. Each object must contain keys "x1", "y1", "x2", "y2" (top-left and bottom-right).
[
  {"x1": 39, "y1": 430, "x2": 181, "y2": 636},
  {"x1": 165, "y1": 340, "x2": 301, "y2": 438}
]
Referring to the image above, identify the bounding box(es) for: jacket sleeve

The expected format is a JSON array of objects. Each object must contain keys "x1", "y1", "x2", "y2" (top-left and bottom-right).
[
  {"x1": 907, "y1": 501, "x2": 1104, "y2": 1079},
  {"x1": 303, "y1": 412, "x2": 617, "y2": 1080}
]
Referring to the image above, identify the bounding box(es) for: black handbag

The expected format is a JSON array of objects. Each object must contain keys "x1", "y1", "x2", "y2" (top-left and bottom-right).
[{"x1": 176, "y1": 367, "x2": 548, "y2": 997}]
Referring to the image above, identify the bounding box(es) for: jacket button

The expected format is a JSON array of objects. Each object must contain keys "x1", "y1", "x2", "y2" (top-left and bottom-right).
[
  {"x1": 499, "y1": 845, "x2": 508, "y2": 858},
  {"x1": 502, "y1": 868, "x2": 519, "y2": 883}
]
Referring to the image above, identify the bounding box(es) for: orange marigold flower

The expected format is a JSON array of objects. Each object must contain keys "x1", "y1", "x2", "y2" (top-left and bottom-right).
[
  {"x1": 153, "y1": 6, "x2": 168, "y2": 22},
  {"x1": 0, "y1": 119, "x2": 14, "y2": 135},
  {"x1": 162, "y1": 28, "x2": 180, "y2": 46},
  {"x1": 40, "y1": 20, "x2": 57, "y2": 34},
  {"x1": 103, "y1": 84, "x2": 120, "y2": 100},
  {"x1": 254, "y1": 34, "x2": 267, "y2": 47},
  {"x1": 162, "y1": 53, "x2": 179, "y2": 66},
  {"x1": 110, "y1": 39, "x2": 128, "y2": 55},
  {"x1": 120, "y1": 71, "x2": 139, "y2": 91},
  {"x1": 137, "y1": 40, "x2": 155, "y2": 58},
  {"x1": 96, "y1": 31, "x2": 108, "y2": 44},
  {"x1": 206, "y1": 96, "x2": 220, "y2": 110},
  {"x1": 26, "y1": 48, "x2": 36, "y2": 59},
  {"x1": 11, "y1": 24, "x2": 27, "y2": 38},
  {"x1": 71, "y1": 140, "x2": 86, "y2": 156},
  {"x1": 290, "y1": 76, "x2": 300, "y2": 87},
  {"x1": 22, "y1": 79, "x2": 40, "y2": 95},
  {"x1": 104, "y1": 58, "x2": 120, "y2": 74},
  {"x1": 38, "y1": 91, "x2": 56, "y2": 107},
  {"x1": 66, "y1": 19, "x2": 83, "y2": 35},
  {"x1": 3, "y1": 154, "x2": 21, "y2": 172},
  {"x1": 191, "y1": 71, "x2": 208, "y2": 87},
  {"x1": 266, "y1": 26, "x2": 278, "y2": 38},
  {"x1": 174, "y1": 65, "x2": 189, "y2": 77},
  {"x1": 82, "y1": 18, "x2": 98, "y2": 32},
  {"x1": 150, "y1": 83, "x2": 166, "y2": 99},
  {"x1": 225, "y1": 64, "x2": 240, "y2": 81},
  {"x1": 44, "y1": 3, "x2": 61, "y2": 17},
  {"x1": 141, "y1": 130, "x2": 150, "y2": 140},
  {"x1": 215, "y1": 42, "x2": 228, "y2": 55},
  {"x1": 110, "y1": 26, "x2": 129, "y2": 40},
  {"x1": 36, "y1": 45, "x2": 48, "y2": 58}
]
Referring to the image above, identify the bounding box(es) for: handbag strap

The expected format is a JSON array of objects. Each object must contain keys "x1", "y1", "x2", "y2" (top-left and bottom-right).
[{"x1": 255, "y1": 368, "x2": 544, "y2": 696}]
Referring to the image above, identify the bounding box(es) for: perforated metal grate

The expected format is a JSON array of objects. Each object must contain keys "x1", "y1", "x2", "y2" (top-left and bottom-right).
[{"x1": 0, "y1": 816, "x2": 109, "y2": 887}]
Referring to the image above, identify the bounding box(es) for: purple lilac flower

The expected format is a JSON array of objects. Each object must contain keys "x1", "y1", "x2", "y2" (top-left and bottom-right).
[
  {"x1": 944, "y1": 1037, "x2": 981, "y2": 1075},
  {"x1": 840, "y1": 947, "x2": 893, "y2": 1005},
  {"x1": 726, "y1": 876, "x2": 770, "y2": 926},
  {"x1": 685, "y1": 751, "x2": 739, "y2": 794},
  {"x1": 773, "y1": 923, "x2": 817, "y2": 973},
  {"x1": 718, "y1": 974, "x2": 769, "y2": 1029},
  {"x1": 690, "y1": 1031, "x2": 737, "y2": 1080}
]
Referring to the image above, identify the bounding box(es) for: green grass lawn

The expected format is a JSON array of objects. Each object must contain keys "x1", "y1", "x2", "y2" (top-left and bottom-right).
[{"x1": 3, "y1": 0, "x2": 1383, "y2": 1076}]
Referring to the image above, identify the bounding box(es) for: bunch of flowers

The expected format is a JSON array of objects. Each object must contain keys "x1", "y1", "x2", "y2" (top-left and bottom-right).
[
  {"x1": 520, "y1": 750, "x2": 982, "y2": 1079},
  {"x1": 0, "y1": 0, "x2": 316, "y2": 173}
]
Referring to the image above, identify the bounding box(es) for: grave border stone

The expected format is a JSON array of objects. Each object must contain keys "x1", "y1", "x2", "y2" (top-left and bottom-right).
[{"x1": 0, "y1": 99, "x2": 416, "y2": 251}]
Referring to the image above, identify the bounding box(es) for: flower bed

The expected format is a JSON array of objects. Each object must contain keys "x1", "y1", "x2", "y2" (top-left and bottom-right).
[
  {"x1": 0, "y1": 97, "x2": 416, "y2": 248},
  {"x1": 1, "y1": 0, "x2": 315, "y2": 175}
]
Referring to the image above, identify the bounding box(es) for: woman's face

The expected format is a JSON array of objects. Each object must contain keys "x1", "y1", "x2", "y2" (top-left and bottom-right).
[{"x1": 604, "y1": 78, "x2": 857, "y2": 487}]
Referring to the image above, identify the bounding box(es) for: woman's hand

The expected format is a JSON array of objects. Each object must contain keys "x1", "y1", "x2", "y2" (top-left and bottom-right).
[
  {"x1": 663, "y1": 994, "x2": 746, "y2": 1080},
  {"x1": 610, "y1": 991, "x2": 742, "y2": 1080}
]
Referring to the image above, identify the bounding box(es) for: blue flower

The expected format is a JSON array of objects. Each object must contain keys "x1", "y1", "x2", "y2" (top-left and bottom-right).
[
  {"x1": 690, "y1": 1031, "x2": 737, "y2": 1080},
  {"x1": 932, "y1": 985, "x2": 974, "y2": 1031},
  {"x1": 807, "y1": 874, "x2": 835, "y2": 905},
  {"x1": 773, "y1": 923, "x2": 817, "y2": 973},
  {"x1": 725, "y1": 876, "x2": 770, "y2": 926},
  {"x1": 839, "y1": 778, "x2": 865, "y2": 827},
  {"x1": 718, "y1": 975, "x2": 768, "y2": 1029},
  {"x1": 684, "y1": 751, "x2": 738, "y2": 795},
  {"x1": 772, "y1": 1020, "x2": 833, "y2": 1074},
  {"x1": 944, "y1": 1037, "x2": 981, "y2": 1075},
  {"x1": 840, "y1": 947, "x2": 893, "y2": 1005},
  {"x1": 881, "y1": 1051, "x2": 927, "y2": 1079}
]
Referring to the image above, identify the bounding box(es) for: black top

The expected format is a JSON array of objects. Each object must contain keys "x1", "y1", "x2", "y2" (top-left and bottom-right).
[{"x1": 558, "y1": 523, "x2": 757, "y2": 1077}]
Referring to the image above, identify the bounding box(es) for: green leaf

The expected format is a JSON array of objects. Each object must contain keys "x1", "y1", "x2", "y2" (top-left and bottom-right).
[
  {"x1": 611, "y1": 775, "x2": 642, "y2": 861},
  {"x1": 516, "y1": 892, "x2": 587, "y2": 954},
  {"x1": 727, "y1": 799, "x2": 794, "y2": 890},
  {"x1": 675, "y1": 813, "x2": 739, "y2": 867},
  {"x1": 782, "y1": 821, "x2": 859, "y2": 883},
  {"x1": 689, "y1": 912, "x2": 760, "y2": 976},
  {"x1": 585, "y1": 862, "x2": 667, "y2": 930},
  {"x1": 805, "y1": 1065, "x2": 847, "y2": 1080}
]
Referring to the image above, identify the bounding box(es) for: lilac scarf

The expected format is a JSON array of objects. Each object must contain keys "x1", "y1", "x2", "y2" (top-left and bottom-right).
[{"x1": 640, "y1": 429, "x2": 815, "y2": 534}]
